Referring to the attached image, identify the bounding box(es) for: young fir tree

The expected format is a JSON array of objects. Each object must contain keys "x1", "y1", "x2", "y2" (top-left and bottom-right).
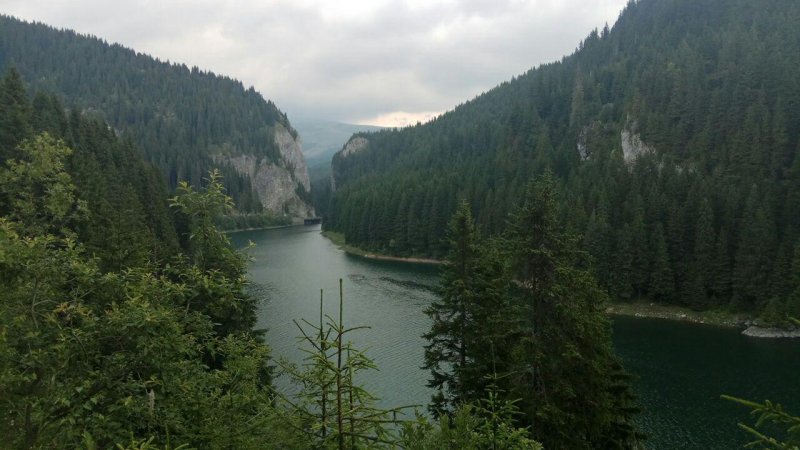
[{"x1": 279, "y1": 280, "x2": 410, "y2": 449}]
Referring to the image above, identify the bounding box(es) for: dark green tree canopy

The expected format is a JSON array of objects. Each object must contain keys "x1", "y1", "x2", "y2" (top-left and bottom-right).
[{"x1": 326, "y1": 0, "x2": 800, "y2": 319}]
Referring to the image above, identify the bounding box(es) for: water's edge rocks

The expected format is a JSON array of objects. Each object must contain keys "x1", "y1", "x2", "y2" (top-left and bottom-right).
[{"x1": 742, "y1": 326, "x2": 800, "y2": 338}]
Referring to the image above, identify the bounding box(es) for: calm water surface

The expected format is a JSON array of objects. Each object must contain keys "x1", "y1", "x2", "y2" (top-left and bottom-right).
[{"x1": 231, "y1": 225, "x2": 800, "y2": 450}]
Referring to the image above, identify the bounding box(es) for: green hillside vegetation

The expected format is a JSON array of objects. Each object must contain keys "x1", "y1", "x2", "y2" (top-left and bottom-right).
[
  {"x1": 0, "y1": 15, "x2": 298, "y2": 213},
  {"x1": 0, "y1": 69, "x2": 544, "y2": 449},
  {"x1": 326, "y1": 0, "x2": 800, "y2": 322}
]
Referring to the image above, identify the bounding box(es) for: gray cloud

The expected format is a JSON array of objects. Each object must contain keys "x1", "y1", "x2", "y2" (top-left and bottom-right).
[{"x1": 2, "y1": 0, "x2": 626, "y2": 124}]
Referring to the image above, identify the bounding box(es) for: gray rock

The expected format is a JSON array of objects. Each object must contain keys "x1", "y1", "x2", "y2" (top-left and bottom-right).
[
  {"x1": 339, "y1": 136, "x2": 369, "y2": 158},
  {"x1": 620, "y1": 128, "x2": 655, "y2": 163},
  {"x1": 742, "y1": 326, "x2": 800, "y2": 338},
  {"x1": 331, "y1": 136, "x2": 369, "y2": 192},
  {"x1": 214, "y1": 123, "x2": 315, "y2": 219}
]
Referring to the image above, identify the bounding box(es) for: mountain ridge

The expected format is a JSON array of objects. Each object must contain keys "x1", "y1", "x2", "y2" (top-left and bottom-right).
[{"x1": 0, "y1": 14, "x2": 314, "y2": 218}]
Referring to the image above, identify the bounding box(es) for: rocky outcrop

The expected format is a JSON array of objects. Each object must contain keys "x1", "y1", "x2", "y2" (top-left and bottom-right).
[
  {"x1": 331, "y1": 136, "x2": 369, "y2": 192},
  {"x1": 576, "y1": 122, "x2": 600, "y2": 161},
  {"x1": 339, "y1": 136, "x2": 369, "y2": 157},
  {"x1": 742, "y1": 326, "x2": 800, "y2": 338},
  {"x1": 215, "y1": 123, "x2": 315, "y2": 218},
  {"x1": 274, "y1": 124, "x2": 311, "y2": 192},
  {"x1": 620, "y1": 128, "x2": 655, "y2": 163}
]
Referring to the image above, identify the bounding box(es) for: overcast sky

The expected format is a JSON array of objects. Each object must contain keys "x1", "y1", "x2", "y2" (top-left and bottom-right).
[{"x1": 4, "y1": 0, "x2": 627, "y2": 126}]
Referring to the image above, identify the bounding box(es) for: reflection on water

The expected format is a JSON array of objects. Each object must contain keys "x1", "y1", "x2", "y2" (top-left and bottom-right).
[{"x1": 231, "y1": 225, "x2": 800, "y2": 450}]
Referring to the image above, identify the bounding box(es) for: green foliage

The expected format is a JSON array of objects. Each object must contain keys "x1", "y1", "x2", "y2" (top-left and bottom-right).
[
  {"x1": 401, "y1": 381, "x2": 542, "y2": 450},
  {"x1": 168, "y1": 170, "x2": 258, "y2": 336},
  {"x1": 0, "y1": 132, "x2": 86, "y2": 236},
  {"x1": 279, "y1": 281, "x2": 409, "y2": 449},
  {"x1": 326, "y1": 0, "x2": 800, "y2": 317},
  {"x1": 0, "y1": 69, "x2": 178, "y2": 270},
  {"x1": 424, "y1": 175, "x2": 643, "y2": 449},
  {"x1": 423, "y1": 200, "x2": 510, "y2": 415},
  {"x1": 170, "y1": 170, "x2": 234, "y2": 269},
  {"x1": 0, "y1": 216, "x2": 282, "y2": 448},
  {"x1": 500, "y1": 175, "x2": 643, "y2": 449},
  {"x1": 0, "y1": 68, "x2": 32, "y2": 162},
  {"x1": 214, "y1": 212, "x2": 291, "y2": 232},
  {"x1": 0, "y1": 122, "x2": 282, "y2": 448},
  {"x1": 723, "y1": 395, "x2": 800, "y2": 449}
]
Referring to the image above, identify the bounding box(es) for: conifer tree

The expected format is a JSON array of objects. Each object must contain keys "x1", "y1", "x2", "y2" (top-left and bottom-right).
[
  {"x1": 423, "y1": 200, "x2": 509, "y2": 416},
  {"x1": 649, "y1": 223, "x2": 674, "y2": 302},
  {"x1": 0, "y1": 68, "x2": 32, "y2": 161},
  {"x1": 500, "y1": 174, "x2": 642, "y2": 449}
]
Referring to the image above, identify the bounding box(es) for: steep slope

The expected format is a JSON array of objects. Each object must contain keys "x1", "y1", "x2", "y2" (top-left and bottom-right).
[
  {"x1": 0, "y1": 15, "x2": 313, "y2": 218},
  {"x1": 0, "y1": 68, "x2": 178, "y2": 270},
  {"x1": 327, "y1": 0, "x2": 800, "y2": 317}
]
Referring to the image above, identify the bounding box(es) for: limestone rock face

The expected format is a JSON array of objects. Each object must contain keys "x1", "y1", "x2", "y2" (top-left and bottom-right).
[
  {"x1": 216, "y1": 123, "x2": 315, "y2": 218},
  {"x1": 274, "y1": 124, "x2": 311, "y2": 192},
  {"x1": 331, "y1": 136, "x2": 369, "y2": 192},
  {"x1": 576, "y1": 122, "x2": 600, "y2": 161},
  {"x1": 339, "y1": 136, "x2": 369, "y2": 157},
  {"x1": 620, "y1": 128, "x2": 655, "y2": 163}
]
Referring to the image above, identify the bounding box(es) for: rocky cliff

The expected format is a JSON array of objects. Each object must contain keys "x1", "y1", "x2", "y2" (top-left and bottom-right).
[
  {"x1": 217, "y1": 123, "x2": 315, "y2": 218},
  {"x1": 331, "y1": 136, "x2": 369, "y2": 192},
  {"x1": 620, "y1": 128, "x2": 655, "y2": 163}
]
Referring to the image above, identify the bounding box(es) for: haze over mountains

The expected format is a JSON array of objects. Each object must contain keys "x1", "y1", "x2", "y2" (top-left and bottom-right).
[{"x1": 293, "y1": 120, "x2": 383, "y2": 166}]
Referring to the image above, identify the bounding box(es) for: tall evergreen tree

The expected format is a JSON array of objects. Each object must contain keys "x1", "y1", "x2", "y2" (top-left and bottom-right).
[
  {"x1": 423, "y1": 200, "x2": 509, "y2": 416},
  {"x1": 0, "y1": 68, "x2": 32, "y2": 162},
  {"x1": 499, "y1": 174, "x2": 642, "y2": 449}
]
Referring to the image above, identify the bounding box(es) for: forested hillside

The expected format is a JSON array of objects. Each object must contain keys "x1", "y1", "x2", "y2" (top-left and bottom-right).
[
  {"x1": 0, "y1": 68, "x2": 177, "y2": 269},
  {"x1": 0, "y1": 66, "x2": 548, "y2": 448},
  {"x1": 0, "y1": 15, "x2": 313, "y2": 217},
  {"x1": 0, "y1": 68, "x2": 275, "y2": 446},
  {"x1": 327, "y1": 0, "x2": 800, "y2": 319}
]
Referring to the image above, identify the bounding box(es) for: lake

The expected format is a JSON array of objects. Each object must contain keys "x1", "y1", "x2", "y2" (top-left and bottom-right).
[{"x1": 230, "y1": 225, "x2": 800, "y2": 449}]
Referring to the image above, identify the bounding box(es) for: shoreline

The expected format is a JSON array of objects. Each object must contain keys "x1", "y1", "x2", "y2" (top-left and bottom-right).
[
  {"x1": 605, "y1": 302, "x2": 744, "y2": 328},
  {"x1": 321, "y1": 231, "x2": 445, "y2": 265},
  {"x1": 320, "y1": 231, "x2": 798, "y2": 337},
  {"x1": 606, "y1": 302, "x2": 800, "y2": 338},
  {"x1": 347, "y1": 252, "x2": 445, "y2": 265},
  {"x1": 223, "y1": 223, "x2": 294, "y2": 234}
]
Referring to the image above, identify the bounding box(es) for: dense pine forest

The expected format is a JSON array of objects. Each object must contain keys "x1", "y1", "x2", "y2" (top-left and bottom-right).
[
  {"x1": 0, "y1": 15, "x2": 308, "y2": 215},
  {"x1": 4, "y1": 0, "x2": 800, "y2": 447},
  {"x1": 326, "y1": 0, "x2": 800, "y2": 321}
]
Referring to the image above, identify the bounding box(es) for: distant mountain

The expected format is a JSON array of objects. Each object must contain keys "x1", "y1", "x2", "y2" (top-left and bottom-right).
[
  {"x1": 293, "y1": 120, "x2": 383, "y2": 167},
  {"x1": 0, "y1": 15, "x2": 313, "y2": 218},
  {"x1": 327, "y1": 0, "x2": 800, "y2": 317}
]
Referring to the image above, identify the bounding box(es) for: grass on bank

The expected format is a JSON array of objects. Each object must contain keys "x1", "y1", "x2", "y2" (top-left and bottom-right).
[
  {"x1": 321, "y1": 230, "x2": 444, "y2": 264},
  {"x1": 606, "y1": 301, "x2": 748, "y2": 327}
]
